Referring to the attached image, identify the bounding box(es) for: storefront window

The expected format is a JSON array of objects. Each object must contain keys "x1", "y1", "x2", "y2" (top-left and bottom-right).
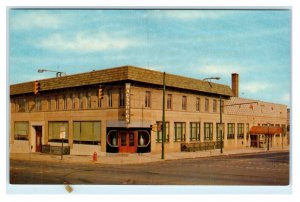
[
  {"x1": 48, "y1": 121, "x2": 69, "y2": 143},
  {"x1": 174, "y1": 122, "x2": 186, "y2": 142},
  {"x1": 190, "y1": 122, "x2": 200, "y2": 141},
  {"x1": 227, "y1": 123, "x2": 235, "y2": 139},
  {"x1": 14, "y1": 121, "x2": 29, "y2": 140},
  {"x1": 73, "y1": 121, "x2": 101, "y2": 145}
]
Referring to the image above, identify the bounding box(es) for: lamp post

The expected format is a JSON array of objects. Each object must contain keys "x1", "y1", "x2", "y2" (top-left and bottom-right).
[
  {"x1": 220, "y1": 95, "x2": 223, "y2": 154},
  {"x1": 38, "y1": 69, "x2": 66, "y2": 77},
  {"x1": 162, "y1": 72, "x2": 166, "y2": 159},
  {"x1": 203, "y1": 77, "x2": 221, "y2": 153}
]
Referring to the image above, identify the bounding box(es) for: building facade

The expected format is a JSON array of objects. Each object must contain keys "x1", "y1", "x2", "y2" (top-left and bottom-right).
[{"x1": 9, "y1": 66, "x2": 289, "y2": 155}]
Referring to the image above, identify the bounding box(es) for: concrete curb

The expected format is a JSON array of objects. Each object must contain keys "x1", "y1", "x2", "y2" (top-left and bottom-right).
[{"x1": 9, "y1": 147, "x2": 289, "y2": 165}]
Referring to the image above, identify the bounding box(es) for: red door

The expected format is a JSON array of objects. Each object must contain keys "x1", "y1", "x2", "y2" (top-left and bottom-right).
[
  {"x1": 118, "y1": 131, "x2": 137, "y2": 153},
  {"x1": 35, "y1": 126, "x2": 42, "y2": 152}
]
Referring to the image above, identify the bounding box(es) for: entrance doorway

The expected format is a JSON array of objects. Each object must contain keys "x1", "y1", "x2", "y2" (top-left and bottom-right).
[
  {"x1": 118, "y1": 131, "x2": 138, "y2": 153},
  {"x1": 35, "y1": 126, "x2": 42, "y2": 152}
]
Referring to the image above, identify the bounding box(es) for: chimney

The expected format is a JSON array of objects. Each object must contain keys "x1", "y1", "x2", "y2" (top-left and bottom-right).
[{"x1": 232, "y1": 73, "x2": 239, "y2": 97}]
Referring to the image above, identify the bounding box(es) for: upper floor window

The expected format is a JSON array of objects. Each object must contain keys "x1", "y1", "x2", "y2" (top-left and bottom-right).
[
  {"x1": 221, "y1": 100, "x2": 224, "y2": 113},
  {"x1": 87, "y1": 93, "x2": 91, "y2": 109},
  {"x1": 17, "y1": 98, "x2": 28, "y2": 112},
  {"x1": 167, "y1": 94, "x2": 172, "y2": 109},
  {"x1": 48, "y1": 96, "x2": 51, "y2": 111},
  {"x1": 119, "y1": 88, "x2": 125, "y2": 107},
  {"x1": 79, "y1": 94, "x2": 84, "y2": 109},
  {"x1": 205, "y1": 98, "x2": 209, "y2": 112},
  {"x1": 55, "y1": 96, "x2": 60, "y2": 110},
  {"x1": 145, "y1": 91, "x2": 151, "y2": 108},
  {"x1": 213, "y1": 99, "x2": 217, "y2": 112},
  {"x1": 196, "y1": 97, "x2": 200, "y2": 111},
  {"x1": 108, "y1": 90, "x2": 113, "y2": 108},
  {"x1": 182, "y1": 96, "x2": 187, "y2": 110},
  {"x1": 63, "y1": 95, "x2": 67, "y2": 110},
  {"x1": 71, "y1": 94, "x2": 76, "y2": 109},
  {"x1": 35, "y1": 97, "x2": 41, "y2": 111}
]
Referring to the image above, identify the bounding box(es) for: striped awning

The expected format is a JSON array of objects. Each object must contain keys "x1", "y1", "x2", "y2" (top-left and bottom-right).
[{"x1": 249, "y1": 126, "x2": 282, "y2": 135}]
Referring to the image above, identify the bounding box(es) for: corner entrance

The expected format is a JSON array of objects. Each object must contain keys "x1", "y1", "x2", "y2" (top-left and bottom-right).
[
  {"x1": 119, "y1": 131, "x2": 138, "y2": 153},
  {"x1": 106, "y1": 128, "x2": 151, "y2": 153}
]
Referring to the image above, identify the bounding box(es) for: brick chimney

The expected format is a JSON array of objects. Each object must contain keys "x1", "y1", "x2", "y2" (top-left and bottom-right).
[{"x1": 231, "y1": 73, "x2": 239, "y2": 97}]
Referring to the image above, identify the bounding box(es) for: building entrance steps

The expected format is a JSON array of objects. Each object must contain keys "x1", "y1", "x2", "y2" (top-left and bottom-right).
[{"x1": 10, "y1": 146, "x2": 289, "y2": 165}]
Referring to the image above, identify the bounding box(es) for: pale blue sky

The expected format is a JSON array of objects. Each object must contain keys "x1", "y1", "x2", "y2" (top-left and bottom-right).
[{"x1": 9, "y1": 9, "x2": 291, "y2": 107}]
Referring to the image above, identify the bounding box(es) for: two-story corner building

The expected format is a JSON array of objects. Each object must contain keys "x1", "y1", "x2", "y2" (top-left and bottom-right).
[{"x1": 9, "y1": 65, "x2": 289, "y2": 155}]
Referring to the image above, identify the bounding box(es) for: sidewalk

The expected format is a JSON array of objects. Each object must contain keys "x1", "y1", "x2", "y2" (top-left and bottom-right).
[{"x1": 9, "y1": 147, "x2": 289, "y2": 165}]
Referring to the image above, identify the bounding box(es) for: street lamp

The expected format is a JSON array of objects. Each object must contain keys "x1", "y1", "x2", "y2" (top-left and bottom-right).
[
  {"x1": 38, "y1": 69, "x2": 66, "y2": 77},
  {"x1": 203, "y1": 77, "x2": 222, "y2": 153}
]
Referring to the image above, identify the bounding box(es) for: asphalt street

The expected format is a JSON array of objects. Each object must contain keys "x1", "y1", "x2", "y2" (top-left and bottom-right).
[{"x1": 10, "y1": 151, "x2": 289, "y2": 185}]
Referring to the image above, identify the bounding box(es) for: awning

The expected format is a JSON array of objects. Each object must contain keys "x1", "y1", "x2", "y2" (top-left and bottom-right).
[{"x1": 249, "y1": 126, "x2": 282, "y2": 135}]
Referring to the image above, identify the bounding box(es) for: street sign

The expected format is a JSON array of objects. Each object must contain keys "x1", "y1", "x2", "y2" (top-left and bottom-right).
[{"x1": 60, "y1": 126, "x2": 66, "y2": 139}]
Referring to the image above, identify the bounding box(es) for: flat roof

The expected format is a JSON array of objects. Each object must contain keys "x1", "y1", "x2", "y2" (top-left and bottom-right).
[{"x1": 10, "y1": 65, "x2": 232, "y2": 96}]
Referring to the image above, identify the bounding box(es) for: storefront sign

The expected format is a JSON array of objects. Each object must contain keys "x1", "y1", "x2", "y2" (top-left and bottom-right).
[{"x1": 125, "y1": 83, "x2": 131, "y2": 124}]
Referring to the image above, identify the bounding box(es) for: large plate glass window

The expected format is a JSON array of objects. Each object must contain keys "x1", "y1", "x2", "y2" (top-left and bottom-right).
[
  {"x1": 48, "y1": 121, "x2": 69, "y2": 142},
  {"x1": 73, "y1": 121, "x2": 101, "y2": 145},
  {"x1": 14, "y1": 121, "x2": 29, "y2": 140}
]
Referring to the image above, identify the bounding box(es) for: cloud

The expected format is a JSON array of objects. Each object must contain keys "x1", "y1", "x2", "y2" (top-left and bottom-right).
[
  {"x1": 197, "y1": 65, "x2": 247, "y2": 76},
  {"x1": 10, "y1": 11, "x2": 61, "y2": 30},
  {"x1": 280, "y1": 93, "x2": 290, "y2": 104},
  {"x1": 157, "y1": 10, "x2": 228, "y2": 20},
  {"x1": 35, "y1": 32, "x2": 139, "y2": 53},
  {"x1": 241, "y1": 82, "x2": 273, "y2": 93}
]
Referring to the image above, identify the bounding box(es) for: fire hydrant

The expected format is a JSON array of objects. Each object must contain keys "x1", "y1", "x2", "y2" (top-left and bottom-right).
[{"x1": 93, "y1": 152, "x2": 97, "y2": 161}]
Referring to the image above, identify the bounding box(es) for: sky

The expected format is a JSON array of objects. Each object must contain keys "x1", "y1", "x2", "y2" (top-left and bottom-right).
[{"x1": 8, "y1": 9, "x2": 291, "y2": 107}]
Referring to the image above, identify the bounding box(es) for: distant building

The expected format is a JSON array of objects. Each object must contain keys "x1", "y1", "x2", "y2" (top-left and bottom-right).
[{"x1": 9, "y1": 65, "x2": 288, "y2": 155}]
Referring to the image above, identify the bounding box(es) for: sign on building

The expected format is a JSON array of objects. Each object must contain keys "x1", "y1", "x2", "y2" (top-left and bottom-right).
[{"x1": 125, "y1": 83, "x2": 131, "y2": 124}]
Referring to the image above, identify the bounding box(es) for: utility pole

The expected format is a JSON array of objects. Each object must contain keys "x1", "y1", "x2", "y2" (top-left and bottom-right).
[
  {"x1": 162, "y1": 72, "x2": 166, "y2": 159},
  {"x1": 220, "y1": 95, "x2": 223, "y2": 154}
]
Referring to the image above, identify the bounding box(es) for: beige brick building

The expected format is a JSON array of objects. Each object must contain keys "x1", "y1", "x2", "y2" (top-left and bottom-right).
[{"x1": 9, "y1": 65, "x2": 289, "y2": 155}]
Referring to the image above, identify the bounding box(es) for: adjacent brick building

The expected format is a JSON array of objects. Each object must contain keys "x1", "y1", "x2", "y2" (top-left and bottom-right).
[{"x1": 9, "y1": 65, "x2": 289, "y2": 155}]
